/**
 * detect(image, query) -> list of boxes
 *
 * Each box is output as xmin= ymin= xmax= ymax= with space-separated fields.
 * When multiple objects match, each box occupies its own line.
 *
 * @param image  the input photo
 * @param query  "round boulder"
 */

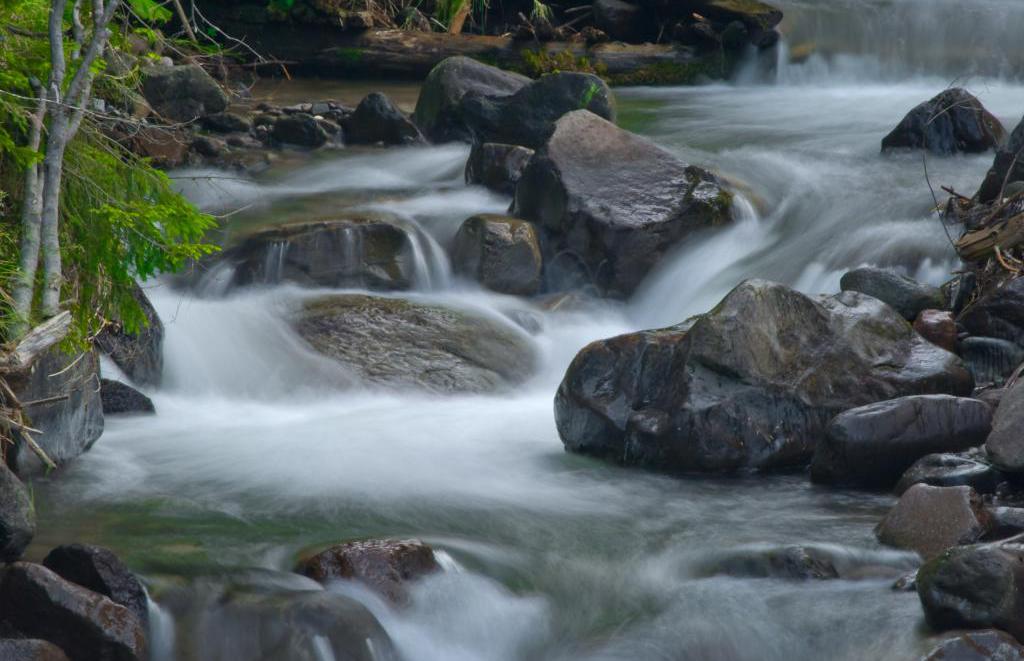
xmin=914 ymin=309 xmax=957 ymax=352
xmin=876 ymin=484 xmax=991 ymax=559
xmin=839 ymin=267 xmax=945 ymax=321
xmin=881 ymin=88 xmax=1006 ymax=155
xmin=465 ymin=142 xmax=534 ymax=195
xmin=141 ymin=64 xmax=228 ymax=123
xmin=451 ymin=215 xmax=543 ymax=296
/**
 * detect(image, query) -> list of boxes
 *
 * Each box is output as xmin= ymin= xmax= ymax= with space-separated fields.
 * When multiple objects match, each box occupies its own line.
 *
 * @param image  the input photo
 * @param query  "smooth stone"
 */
xmin=876 ymin=484 xmax=991 ymax=559
xmin=915 ymin=309 xmax=957 ymax=352
xmin=840 ymin=267 xmax=945 ymax=321
xmin=895 ymin=450 xmax=1006 ymax=496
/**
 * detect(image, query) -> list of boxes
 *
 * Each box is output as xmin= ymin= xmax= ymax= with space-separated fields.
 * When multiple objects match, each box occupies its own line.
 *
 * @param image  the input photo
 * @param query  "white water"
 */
xmin=33 ymin=0 xmax=1024 ymax=658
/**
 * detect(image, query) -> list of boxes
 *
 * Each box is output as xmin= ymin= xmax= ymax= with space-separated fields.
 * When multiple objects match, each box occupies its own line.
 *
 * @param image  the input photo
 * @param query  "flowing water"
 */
xmin=29 ymin=0 xmax=1024 ymax=658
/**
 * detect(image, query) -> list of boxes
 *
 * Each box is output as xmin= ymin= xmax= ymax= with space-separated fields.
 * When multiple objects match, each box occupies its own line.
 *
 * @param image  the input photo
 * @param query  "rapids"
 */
xmin=29 ymin=0 xmax=1024 ymax=658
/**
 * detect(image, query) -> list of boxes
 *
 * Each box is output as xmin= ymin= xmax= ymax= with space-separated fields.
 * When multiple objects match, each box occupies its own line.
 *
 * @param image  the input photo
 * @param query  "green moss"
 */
xmin=332 ymin=47 xmax=364 ymax=65
xmin=518 ymin=48 xmax=607 ymax=79
xmin=608 ymin=53 xmax=739 ymax=86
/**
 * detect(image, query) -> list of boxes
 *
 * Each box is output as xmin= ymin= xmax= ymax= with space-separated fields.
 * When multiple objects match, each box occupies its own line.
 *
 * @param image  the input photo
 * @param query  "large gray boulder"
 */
xmin=839 ymin=267 xmax=945 ymax=321
xmin=555 ymin=280 xmax=974 ymax=473
xmin=810 ymin=395 xmax=992 ymax=488
xmin=95 ymin=283 xmax=164 ymax=387
xmin=876 ymin=484 xmax=991 ymax=559
xmin=451 ymin=215 xmax=543 ymax=296
xmin=881 ymin=88 xmax=1006 ymax=155
xmin=985 ymin=377 xmax=1024 ymax=472
xmin=0 ymin=464 xmax=35 ymax=562
xmin=141 ymin=64 xmax=228 ymax=123
xmin=459 ymin=72 xmax=615 ymax=149
xmin=514 ymin=110 xmax=733 ymax=297
xmin=413 ymin=57 xmax=530 ymax=143
xmin=291 ymin=294 xmax=537 ymax=393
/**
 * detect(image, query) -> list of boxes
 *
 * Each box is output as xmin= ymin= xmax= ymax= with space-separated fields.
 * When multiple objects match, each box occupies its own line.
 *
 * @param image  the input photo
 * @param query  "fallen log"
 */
xmin=957 ymin=212 xmax=1024 ymax=262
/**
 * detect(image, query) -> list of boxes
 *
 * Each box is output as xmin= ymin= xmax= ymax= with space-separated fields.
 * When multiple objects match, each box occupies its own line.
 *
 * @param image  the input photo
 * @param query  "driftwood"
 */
xmin=0 ymin=311 xmax=72 ymax=374
xmin=957 ymin=213 xmax=1024 ymax=262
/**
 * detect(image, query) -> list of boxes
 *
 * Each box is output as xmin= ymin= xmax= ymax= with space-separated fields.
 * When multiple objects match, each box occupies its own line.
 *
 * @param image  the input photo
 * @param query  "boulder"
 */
xmin=978 ymin=115 xmax=1024 ymax=202
xmin=810 ymin=395 xmax=992 ymax=488
xmin=0 ymin=640 xmax=69 ymax=661
xmin=223 ymin=219 xmax=419 ymax=292
xmin=514 ymin=110 xmax=733 ymax=297
xmin=412 ymin=56 xmax=530 ymax=143
xmin=296 ymin=539 xmax=439 ymax=603
xmin=272 ymin=113 xmax=328 ymax=148
xmin=459 ymin=73 xmax=615 ymax=150
xmin=555 ymin=280 xmax=974 ymax=473
xmin=0 ymin=563 xmax=146 ymax=661
xmin=593 ymin=0 xmax=655 ymax=43
xmin=451 ymin=215 xmax=543 ymax=295
xmin=876 ymin=484 xmax=991 ymax=559
xmin=126 ymin=125 xmax=188 ymax=168
xmin=465 ymin=142 xmax=534 ymax=195
xmin=43 ymin=544 xmax=149 ymax=627
xmin=896 ymin=450 xmax=1006 ymax=496
xmin=0 ymin=464 xmax=35 ymax=562
xmin=95 ymin=283 xmax=164 ymax=387
xmin=986 ymin=377 xmax=1024 ymax=472
xmin=960 ymin=337 xmax=1024 ymax=386
xmin=201 ymin=112 xmax=252 ymax=134
xmin=6 ymin=348 xmax=103 ymax=475
xmin=917 ymin=535 xmax=1024 ymax=640
xmin=839 ymin=267 xmax=945 ymax=321
xmin=921 ymin=630 xmax=1024 ymax=661
xmin=959 ymin=277 xmax=1024 ymax=348
xmin=881 ymin=88 xmax=1006 ymax=155
xmin=99 ymin=380 xmax=155 ymax=416
xmin=344 ymin=92 xmax=425 ymax=146
xmin=914 ymin=309 xmax=957 ymax=352
xmin=291 ymin=294 xmax=537 ymax=393
xmin=141 ymin=64 xmax=228 ymax=123
xmin=694 ymin=545 xmax=839 ymax=581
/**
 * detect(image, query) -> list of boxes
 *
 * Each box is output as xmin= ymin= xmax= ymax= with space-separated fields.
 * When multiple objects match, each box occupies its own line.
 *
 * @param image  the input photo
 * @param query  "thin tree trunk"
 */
xmin=170 ymin=0 xmax=197 ymax=44
xmin=11 ymin=83 xmax=49 ymax=335
xmin=39 ymin=113 xmax=68 ymax=318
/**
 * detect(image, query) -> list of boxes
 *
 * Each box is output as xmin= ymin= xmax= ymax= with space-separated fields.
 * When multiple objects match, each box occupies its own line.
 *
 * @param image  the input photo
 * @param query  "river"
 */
xmin=29 ymin=0 xmax=1024 ymax=659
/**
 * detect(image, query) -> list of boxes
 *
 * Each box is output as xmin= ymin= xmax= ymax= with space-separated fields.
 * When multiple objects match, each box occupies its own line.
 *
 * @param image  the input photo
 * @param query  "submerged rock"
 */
xmin=839 ymin=267 xmax=944 ymax=321
xmin=141 ymin=64 xmax=228 ymax=123
xmin=99 ymin=379 xmax=155 ymax=416
xmin=451 ymin=214 xmax=543 ymax=296
xmin=810 ymin=395 xmax=992 ymax=488
xmin=881 ymin=88 xmax=1006 ymax=155
xmin=695 ymin=545 xmax=839 ymax=581
xmin=465 ymin=142 xmax=534 ymax=195
xmin=895 ymin=450 xmax=1006 ymax=495
xmin=43 ymin=544 xmax=149 ymax=627
xmin=555 ymin=280 xmax=973 ymax=473
xmin=921 ymin=630 xmax=1024 ymax=661
xmin=0 ymin=464 xmax=35 ymax=563
xmin=345 ymin=92 xmax=425 ymax=146
xmin=876 ymin=484 xmax=991 ymax=559
xmin=296 ymin=539 xmax=439 ymax=604
xmin=292 ymin=294 xmax=537 ymax=393
xmin=985 ymin=377 xmax=1024 ymax=472
xmin=514 ymin=110 xmax=733 ymax=297
xmin=413 ymin=57 xmax=530 ymax=143
xmin=96 ymin=283 xmax=164 ymax=387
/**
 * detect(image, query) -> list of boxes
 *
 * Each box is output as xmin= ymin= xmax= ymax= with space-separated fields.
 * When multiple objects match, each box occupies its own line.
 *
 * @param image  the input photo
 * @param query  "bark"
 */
xmin=11 ymin=83 xmax=49 ymax=336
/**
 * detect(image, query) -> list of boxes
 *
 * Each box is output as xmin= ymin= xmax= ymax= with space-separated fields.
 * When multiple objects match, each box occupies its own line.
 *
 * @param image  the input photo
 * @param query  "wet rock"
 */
xmin=960 ymin=337 xmax=1024 ymax=386
xmin=6 ymin=348 xmax=103 ymax=475
xmin=916 ymin=535 xmax=1024 ymax=640
xmin=272 ymin=113 xmax=328 ymax=148
xmin=515 ymin=110 xmax=733 ymax=297
xmin=839 ymin=267 xmax=944 ymax=321
xmin=684 ymin=0 xmax=782 ymax=46
xmin=43 ymin=544 xmax=149 ymax=627
xmin=696 ymin=545 xmax=839 ymax=581
xmin=0 ymin=464 xmax=35 ymax=562
xmin=126 ymin=125 xmax=188 ymax=168
xmin=465 ymin=142 xmax=534 ymax=196
xmin=0 ymin=562 xmax=146 ymax=661
xmin=921 ymin=630 xmax=1024 ymax=661
xmin=413 ymin=56 xmax=530 ymax=143
xmin=292 ymin=294 xmax=537 ymax=393
xmin=96 ymin=283 xmax=164 ymax=387
xmin=201 ymin=111 xmax=252 ymax=134
xmin=344 ymin=92 xmax=425 ymax=146
xmin=459 ymin=73 xmax=615 ymax=150
xmin=593 ymin=0 xmax=655 ymax=42
xmin=978 ymin=115 xmax=1024 ymax=202
xmin=556 ymin=280 xmax=973 ymax=473
xmin=959 ymin=277 xmax=1024 ymax=348
xmin=296 ymin=539 xmax=439 ymax=604
xmin=99 ymin=379 xmax=155 ymax=416
xmin=141 ymin=64 xmax=228 ymax=123
xmin=810 ymin=395 xmax=992 ymax=488
xmin=986 ymin=377 xmax=1024 ymax=472
xmin=0 ymin=640 xmax=69 ymax=661
xmin=222 ymin=219 xmax=418 ymax=292
xmin=989 ymin=507 xmax=1024 ymax=540
xmin=895 ymin=450 xmax=1006 ymax=495
xmin=915 ymin=309 xmax=957 ymax=352
xmin=876 ymin=484 xmax=991 ymax=559
xmin=881 ymin=88 xmax=1006 ymax=155
xmin=451 ymin=215 xmax=542 ymax=296
xmin=976 ymin=387 xmax=1006 ymax=411
xmin=892 ymin=571 xmax=917 ymax=591
xmin=191 ymin=135 xmax=226 ymax=158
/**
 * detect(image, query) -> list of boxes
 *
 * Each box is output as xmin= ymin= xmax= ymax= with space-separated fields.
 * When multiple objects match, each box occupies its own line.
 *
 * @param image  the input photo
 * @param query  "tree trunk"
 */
xmin=38 ymin=113 xmax=69 ymax=318
xmin=11 ymin=85 xmax=49 ymax=335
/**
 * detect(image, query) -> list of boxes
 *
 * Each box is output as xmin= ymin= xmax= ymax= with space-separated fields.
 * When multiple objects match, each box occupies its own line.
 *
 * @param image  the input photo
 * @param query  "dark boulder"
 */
xmin=514 ymin=110 xmax=733 ymax=297
xmin=914 ymin=309 xmax=957 ymax=352
xmin=459 ymin=73 xmax=615 ymax=150
xmin=413 ymin=56 xmax=530 ymax=143
xmin=961 ymin=337 xmax=1024 ymax=387
xmin=921 ymin=630 xmax=1024 ymax=661
xmin=0 ymin=562 xmax=146 ymax=661
xmin=916 ymin=535 xmax=1024 ymax=640
xmin=451 ymin=214 xmax=543 ymax=296
xmin=0 ymin=640 xmax=69 ymax=661
xmin=99 ymin=379 xmax=155 ymax=416
xmin=839 ymin=267 xmax=945 ymax=321
xmin=810 ymin=395 xmax=992 ymax=488
xmin=43 ymin=544 xmax=149 ymax=627
xmin=986 ymin=377 xmax=1024 ymax=472
xmin=895 ymin=450 xmax=1006 ymax=495
xmin=296 ymin=539 xmax=439 ymax=604
xmin=141 ymin=64 xmax=228 ymax=123
xmin=272 ymin=113 xmax=328 ymax=148
xmin=344 ymin=92 xmax=425 ymax=146
xmin=876 ymin=484 xmax=991 ymax=559
xmin=555 ymin=280 xmax=974 ymax=473
xmin=881 ymin=88 xmax=1006 ymax=155
xmin=201 ymin=112 xmax=252 ymax=134
xmin=223 ymin=219 xmax=419 ymax=292
xmin=0 ymin=464 xmax=35 ymax=562
xmin=959 ymin=277 xmax=1024 ymax=348
xmin=978 ymin=115 xmax=1024 ymax=203
xmin=95 ymin=283 xmax=164 ymax=387
xmin=465 ymin=142 xmax=534 ymax=195
xmin=291 ymin=294 xmax=537 ymax=393
xmin=593 ymin=0 xmax=655 ymax=43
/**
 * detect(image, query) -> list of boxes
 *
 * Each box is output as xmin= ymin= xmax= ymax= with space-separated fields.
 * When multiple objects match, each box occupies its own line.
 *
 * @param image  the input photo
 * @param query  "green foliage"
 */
xmin=530 ymin=0 xmax=551 ymax=22
xmin=128 ymin=0 xmax=172 ymax=23
xmin=520 ymin=49 xmax=607 ymax=79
